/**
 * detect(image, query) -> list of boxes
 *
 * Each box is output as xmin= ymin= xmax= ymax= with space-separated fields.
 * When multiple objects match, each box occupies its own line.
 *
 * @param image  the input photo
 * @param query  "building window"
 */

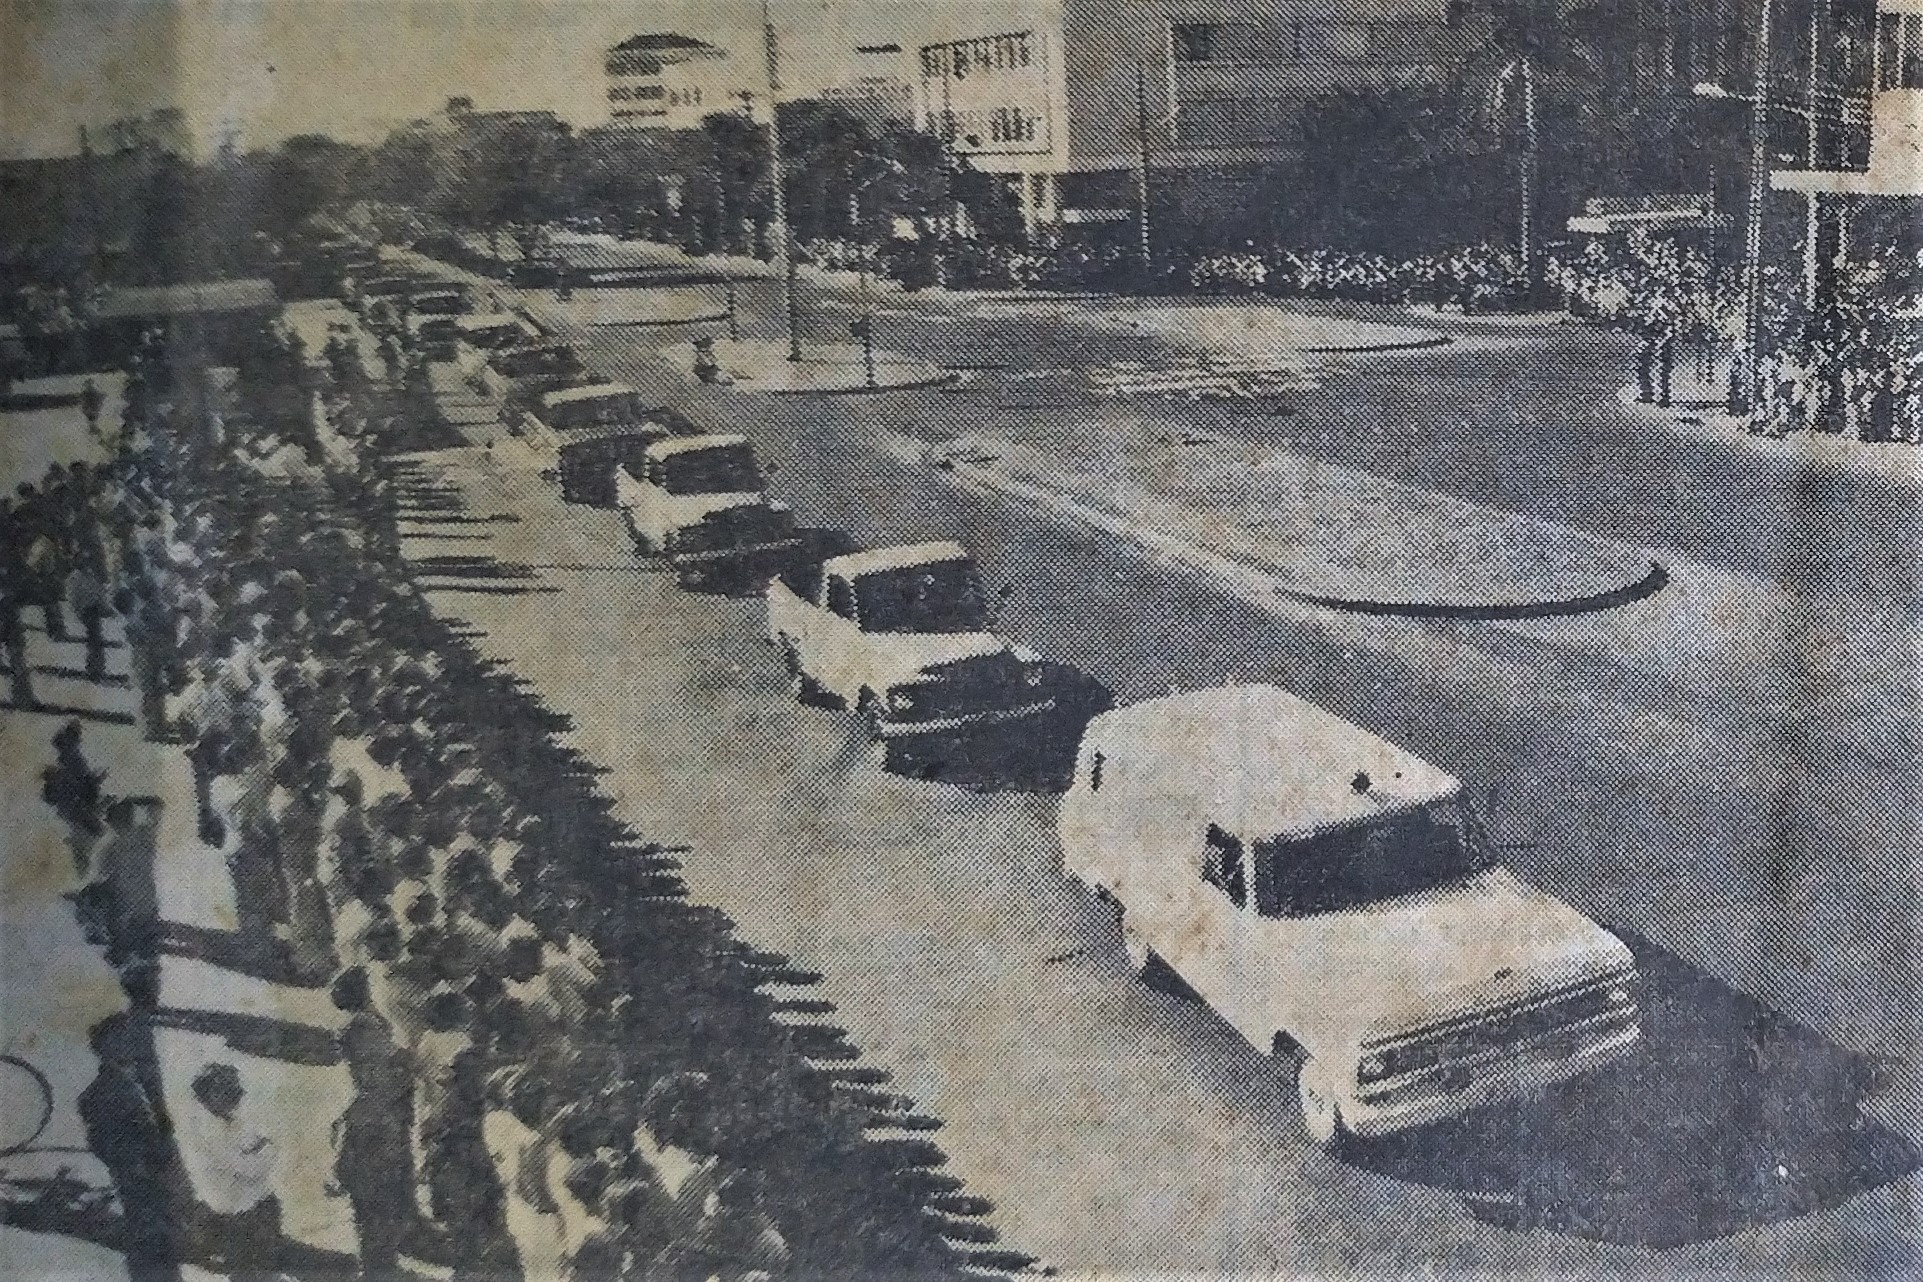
xmin=1172 ymin=21 xmax=1221 ymax=63
xmin=1897 ymin=14 xmax=1923 ymax=90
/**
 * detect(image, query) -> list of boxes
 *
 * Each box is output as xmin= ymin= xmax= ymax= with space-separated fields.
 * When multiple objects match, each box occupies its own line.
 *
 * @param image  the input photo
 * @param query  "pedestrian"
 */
xmin=81 ymin=377 xmax=105 ymax=438
xmin=0 ymin=519 xmax=39 ymax=710
xmin=330 ymin=970 xmax=416 ymax=1281
xmin=179 ymin=1063 xmax=283 ymax=1282
xmin=78 ymin=1016 xmax=186 ymax=1282
xmin=42 ymin=719 xmax=107 ymax=874
xmin=70 ymin=542 xmax=111 ymax=681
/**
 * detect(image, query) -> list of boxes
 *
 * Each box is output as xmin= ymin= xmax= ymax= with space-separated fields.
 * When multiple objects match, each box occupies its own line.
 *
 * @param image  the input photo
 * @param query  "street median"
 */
xmin=920 ymin=431 xmax=1665 ymax=620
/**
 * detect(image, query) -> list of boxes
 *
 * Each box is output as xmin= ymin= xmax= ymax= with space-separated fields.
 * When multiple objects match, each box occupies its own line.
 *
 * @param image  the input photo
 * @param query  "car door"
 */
xmin=1166 ymin=823 xmax=1265 ymax=1043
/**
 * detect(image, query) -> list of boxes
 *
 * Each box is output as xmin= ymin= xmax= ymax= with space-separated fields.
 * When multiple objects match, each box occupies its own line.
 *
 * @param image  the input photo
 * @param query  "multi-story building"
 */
xmin=906 ymin=0 xmax=1475 ymax=235
xmin=606 ymin=33 xmax=756 ymax=129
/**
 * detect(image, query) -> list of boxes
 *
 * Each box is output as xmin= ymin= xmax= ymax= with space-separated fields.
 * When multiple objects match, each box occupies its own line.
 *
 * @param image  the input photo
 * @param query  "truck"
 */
xmin=764 ymin=540 xmax=1061 ymax=764
xmin=1058 ymin=685 xmax=1642 ymax=1150
xmin=614 ymin=434 xmax=800 ymax=590
xmin=522 ymin=381 xmax=683 ymax=507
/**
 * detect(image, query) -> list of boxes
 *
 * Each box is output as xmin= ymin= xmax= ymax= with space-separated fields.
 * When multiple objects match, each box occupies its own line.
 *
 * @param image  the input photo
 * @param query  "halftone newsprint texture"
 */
xmin=1 ymin=1 xmax=1920 ymax=1279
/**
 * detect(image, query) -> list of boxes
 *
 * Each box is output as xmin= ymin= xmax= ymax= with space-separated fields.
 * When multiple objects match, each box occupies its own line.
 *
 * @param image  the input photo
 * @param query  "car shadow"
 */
xmin=879 ymin=663 xmax=1114 ymax=793
xmin=1340 ymin=932 xmax=1918 ymax=1248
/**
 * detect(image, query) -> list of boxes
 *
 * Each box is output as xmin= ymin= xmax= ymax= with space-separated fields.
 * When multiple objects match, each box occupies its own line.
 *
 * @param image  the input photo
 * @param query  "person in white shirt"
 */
xmin=180 ymin=1063 xmax=282 ymax=1282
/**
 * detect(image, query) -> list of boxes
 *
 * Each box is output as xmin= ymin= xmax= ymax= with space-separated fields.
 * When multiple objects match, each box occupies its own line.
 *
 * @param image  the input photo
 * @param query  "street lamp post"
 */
xmin=1692 ymin=0 xmax=1777 ymax=418
xmin=1740 ymin=0 xmax=1774 ymax=416
xmin=760 ymin=0 xmax=802 ymax=362
xmin=851 ymin=194 xmax=878 ymax=390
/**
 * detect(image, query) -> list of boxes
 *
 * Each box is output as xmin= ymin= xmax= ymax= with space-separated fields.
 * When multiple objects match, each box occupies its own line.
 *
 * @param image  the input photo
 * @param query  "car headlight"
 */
xmin=887 ymin=686 xmax=921 ymax=713
xmin=1021 ymin=665 xmax=1045 ymax=688
xmin=1357 ymin=1053 xmax=1390 ymax=1083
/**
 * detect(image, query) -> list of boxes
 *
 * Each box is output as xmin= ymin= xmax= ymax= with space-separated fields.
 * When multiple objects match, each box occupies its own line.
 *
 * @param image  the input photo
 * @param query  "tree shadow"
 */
xmin=1341 ymin=933 xmax=1918 ymax=1248
xmin=148 ymin=1007 xmax=340 ymax=1067
xmin=0 ymin=697 xmax=135 ymax=726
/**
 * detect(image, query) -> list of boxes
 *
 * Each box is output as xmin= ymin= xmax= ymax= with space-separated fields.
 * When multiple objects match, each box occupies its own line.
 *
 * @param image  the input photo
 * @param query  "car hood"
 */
xmin=1228 ymin=867 xmax=1632 ymax=1053
xmin=874 ymin=631 xmax=1013 ymax=686
xmin=670 ymin=490 xmax=766 ymax=524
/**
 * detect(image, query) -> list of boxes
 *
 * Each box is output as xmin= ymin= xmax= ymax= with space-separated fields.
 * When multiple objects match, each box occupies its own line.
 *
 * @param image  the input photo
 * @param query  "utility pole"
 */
xmin=851 ymin=193 xmax=877 ymax=389
xmin=1740 ymin=0 xmax=1775 ymax=415
xmin=1134 ymin=61 xmax=1153 ymax=275
xmin=1802 ymin=0 xmax=1825 ymax=308
xmin=761 ymin=0 xmax=802 ymax=361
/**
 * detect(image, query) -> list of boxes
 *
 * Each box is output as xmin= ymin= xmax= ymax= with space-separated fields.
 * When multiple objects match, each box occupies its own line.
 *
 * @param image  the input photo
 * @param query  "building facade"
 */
xmin=606 ymin=33 xmax=755 ymax=129
xmin=905 ymin=0 xmax=1475 ymax=234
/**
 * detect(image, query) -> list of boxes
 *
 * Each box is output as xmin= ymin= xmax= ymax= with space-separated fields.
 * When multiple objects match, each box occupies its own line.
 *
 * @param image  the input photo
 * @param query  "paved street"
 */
xmin=389 ymin=244 xmax=1922 ymax=1277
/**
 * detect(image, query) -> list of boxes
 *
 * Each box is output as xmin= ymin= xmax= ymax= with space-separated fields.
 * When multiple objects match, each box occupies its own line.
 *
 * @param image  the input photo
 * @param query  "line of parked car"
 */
xmin=331 ymin=237 xmax=1649 ymax=1156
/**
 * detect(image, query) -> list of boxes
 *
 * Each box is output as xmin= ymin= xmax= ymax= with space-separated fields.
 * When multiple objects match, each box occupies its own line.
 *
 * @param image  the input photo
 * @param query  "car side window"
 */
xmin=1201 ymin=823 xmax=1247 ymax=910
xmin=826 ymin=575 xmax=859 ymax=621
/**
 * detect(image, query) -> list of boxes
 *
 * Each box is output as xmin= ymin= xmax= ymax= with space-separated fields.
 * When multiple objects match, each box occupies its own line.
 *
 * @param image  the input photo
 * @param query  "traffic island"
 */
xmin=920 ymin=431 xmax=1665 ymax=620
xmin=970 ymin=298 xmax=1451 ymax=355
xmin=677 ymin=338 xmax=956 ymax=396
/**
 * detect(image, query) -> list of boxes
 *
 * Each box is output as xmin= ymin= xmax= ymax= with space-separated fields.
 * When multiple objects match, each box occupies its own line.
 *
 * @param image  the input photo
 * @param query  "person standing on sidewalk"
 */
xmin=79 ymin=1015 xmax=186 ymax=1282
xmin=80 ymin=376 xmax=105 ymax=438
xmin=69 ymin=538 xmax=112 ymax=682
xmin=42 ymin=719 xmax=107 ymax=874
xmin=330 ymin=968 xmax=416 ymax=1281
xmin=180 ymin=1063 xmax=283 ymax=1282
xmin=0 ymin=502 xmax=39 ymax=710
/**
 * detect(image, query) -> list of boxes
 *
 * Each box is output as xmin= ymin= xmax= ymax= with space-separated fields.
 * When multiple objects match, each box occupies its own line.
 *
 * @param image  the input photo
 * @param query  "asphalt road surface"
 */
xmin=389 ymin=245 xmax=1921 ymax=1277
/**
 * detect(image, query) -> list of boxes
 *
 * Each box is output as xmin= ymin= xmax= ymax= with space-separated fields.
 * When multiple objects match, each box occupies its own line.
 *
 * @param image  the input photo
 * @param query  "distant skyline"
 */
xmin=0 ymin=0 xmax=1053 ymax=160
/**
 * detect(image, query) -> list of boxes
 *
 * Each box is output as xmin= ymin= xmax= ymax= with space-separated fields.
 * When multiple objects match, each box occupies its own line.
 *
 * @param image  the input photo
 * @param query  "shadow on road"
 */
xmin=1343 ymin=933 xmax=1918 ymax=1248
xmin=880 ymin=663 xmax=1114 ymax=794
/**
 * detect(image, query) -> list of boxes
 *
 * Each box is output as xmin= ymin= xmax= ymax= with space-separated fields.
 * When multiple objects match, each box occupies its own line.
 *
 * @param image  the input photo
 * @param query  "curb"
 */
xmin=760 ymin=371 xmax=960 ymax=397
xmin=1260 ymin=558 xmax=1672 ymax=621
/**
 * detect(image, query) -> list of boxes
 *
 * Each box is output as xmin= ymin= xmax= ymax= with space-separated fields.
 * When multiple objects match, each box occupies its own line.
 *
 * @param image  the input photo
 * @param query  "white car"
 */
xmin=614 ymin=434 xmax=798 ymax=588
xmin=764 ymin=540 xmax=1056 ymax=748
xmin=1058 ymin=685 xmax=1641 ymax=1148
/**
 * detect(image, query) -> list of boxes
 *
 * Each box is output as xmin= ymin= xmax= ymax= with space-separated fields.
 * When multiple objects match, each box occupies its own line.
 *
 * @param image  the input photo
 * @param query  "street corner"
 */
xmin=680 ymin=337 xmax=957 ymax=396
xmin=923 ymin=429 xmax=1666 ymax=621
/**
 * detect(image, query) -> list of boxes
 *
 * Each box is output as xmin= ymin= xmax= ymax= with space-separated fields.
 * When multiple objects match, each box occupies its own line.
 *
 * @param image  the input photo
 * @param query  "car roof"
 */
xmin=455 ymin=314 xmax=527 ymax=333
xmin=647 ymin=433 xmax=750 ymax=459
xmin=541 ymin=381 xmax=636 ymax=408
xmin=1084 ymin=685 xmax=1461 ymax=840
xmin=825 ymin=541 xmax=971 ymax=580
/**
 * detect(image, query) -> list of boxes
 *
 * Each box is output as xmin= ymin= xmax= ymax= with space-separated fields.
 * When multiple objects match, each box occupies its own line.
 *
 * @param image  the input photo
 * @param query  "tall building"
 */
xmin=606 ymin=33 xmax=755 ymax=129
xmin=905 ymin=0 xmax=1475 ymax=235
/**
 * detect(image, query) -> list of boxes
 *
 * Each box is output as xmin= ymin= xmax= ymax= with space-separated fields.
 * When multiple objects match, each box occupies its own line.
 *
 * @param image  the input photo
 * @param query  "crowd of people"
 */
xmin=1184 ymin=243 xmax=1533 ymax=312
xmin=15 ymin=302 xmax=1001 ymax=1280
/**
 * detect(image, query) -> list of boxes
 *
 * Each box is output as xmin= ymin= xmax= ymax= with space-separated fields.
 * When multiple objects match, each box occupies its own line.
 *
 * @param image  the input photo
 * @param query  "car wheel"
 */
xmin=857 ymin=690 xmax=886 ymax=743
xmin=1297 ymin=1058 xmax=1348 ymax=1152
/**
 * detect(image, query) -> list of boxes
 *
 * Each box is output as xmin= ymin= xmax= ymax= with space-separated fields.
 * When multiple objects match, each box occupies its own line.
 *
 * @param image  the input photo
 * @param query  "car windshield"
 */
xmin=854 ymin=560 xmax=989 ymax=634
xmin=1252 ymin=800 xmax=1483 ymax=917
xmin=659 ymin=445 xmax=760 ymax=495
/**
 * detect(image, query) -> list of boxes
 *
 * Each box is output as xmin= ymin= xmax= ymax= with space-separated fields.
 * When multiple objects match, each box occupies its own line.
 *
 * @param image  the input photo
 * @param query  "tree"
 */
xmin=1453 ymin=0 xmax=1607 ymax=271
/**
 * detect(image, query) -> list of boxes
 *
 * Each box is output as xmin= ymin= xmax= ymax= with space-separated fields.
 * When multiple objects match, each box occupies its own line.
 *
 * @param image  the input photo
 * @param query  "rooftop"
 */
xmin=827 ymin=541 xmax=971 ymax=580
xmin=95 ymin=279 xmax=277 ymax=319
xmin=1085 ymin=685 xmax=1462 ymax=841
